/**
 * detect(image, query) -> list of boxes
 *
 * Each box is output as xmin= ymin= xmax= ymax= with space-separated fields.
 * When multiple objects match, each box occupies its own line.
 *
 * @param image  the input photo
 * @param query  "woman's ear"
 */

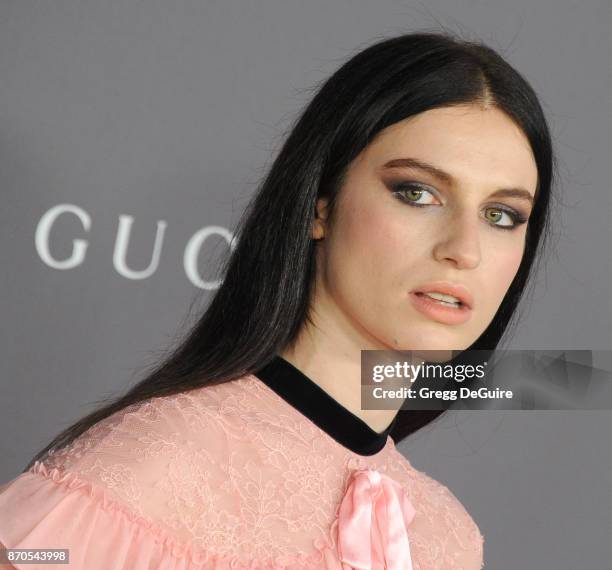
xmin=312 ymin=197 xmax=328 ymax=240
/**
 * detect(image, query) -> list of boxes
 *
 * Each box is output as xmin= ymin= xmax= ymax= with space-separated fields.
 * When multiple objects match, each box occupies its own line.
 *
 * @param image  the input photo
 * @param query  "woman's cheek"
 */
xmin=491 ymin=245 xmax=525 ymax=300
xmin=346 ymin=203 xmax=403 ymax=267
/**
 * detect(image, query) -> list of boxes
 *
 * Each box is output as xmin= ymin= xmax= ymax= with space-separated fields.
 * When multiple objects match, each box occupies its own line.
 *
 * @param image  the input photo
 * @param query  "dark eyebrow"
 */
xmin=380 ymin=157 xmax=535 ymax=205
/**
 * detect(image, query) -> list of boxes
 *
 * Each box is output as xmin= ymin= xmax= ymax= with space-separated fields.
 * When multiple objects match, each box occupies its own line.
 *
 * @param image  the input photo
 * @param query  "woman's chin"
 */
xmin=386 ymin=333 xmax=472 ymax=354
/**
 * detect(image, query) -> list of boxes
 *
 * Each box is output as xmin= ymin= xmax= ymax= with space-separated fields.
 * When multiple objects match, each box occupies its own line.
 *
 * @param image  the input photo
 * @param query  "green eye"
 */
xmin=485 ymin=209 xmax=503 ymax=223
xmin=391 ymin=184 xmax=436 ymax=206
xmin=405 ymin=188 xmax=424 ymax=201
xmin=484 ymin=207 xmax=523 ymax=229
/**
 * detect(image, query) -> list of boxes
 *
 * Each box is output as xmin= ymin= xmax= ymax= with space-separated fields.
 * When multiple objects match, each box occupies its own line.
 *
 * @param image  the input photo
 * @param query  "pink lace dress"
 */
xmin=0 ymin=356 xmax=484 ymax=569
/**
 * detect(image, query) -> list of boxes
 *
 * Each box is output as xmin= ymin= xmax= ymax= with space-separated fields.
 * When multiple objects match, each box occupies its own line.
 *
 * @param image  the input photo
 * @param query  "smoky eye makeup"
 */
xmin=384 ymin=178 xmax=439 ymax=206
xmin=384 ymin=178 xmax=531 ymax=229
xmin=384 ymin=178 xmax=438 ymax=198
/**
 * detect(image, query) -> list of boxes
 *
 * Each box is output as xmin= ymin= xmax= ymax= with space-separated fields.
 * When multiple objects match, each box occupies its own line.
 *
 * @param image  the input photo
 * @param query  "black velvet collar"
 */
xmin=252 ymin=355 xmax=397 ymax=456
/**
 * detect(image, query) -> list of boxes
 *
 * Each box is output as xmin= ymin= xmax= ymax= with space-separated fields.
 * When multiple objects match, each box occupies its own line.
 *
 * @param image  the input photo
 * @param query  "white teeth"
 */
xmin=422 ymin=292 xmax=462 ymax=305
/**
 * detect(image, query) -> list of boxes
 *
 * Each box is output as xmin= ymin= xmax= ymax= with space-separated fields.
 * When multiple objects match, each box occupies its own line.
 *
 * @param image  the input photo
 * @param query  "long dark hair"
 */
xmin=24 ymin=30 xmax=557 ymax=472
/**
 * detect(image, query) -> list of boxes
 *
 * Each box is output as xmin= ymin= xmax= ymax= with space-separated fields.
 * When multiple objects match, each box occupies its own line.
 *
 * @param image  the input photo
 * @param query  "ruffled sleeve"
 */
xmin=0 ymin=461 xmax=220 ymax=569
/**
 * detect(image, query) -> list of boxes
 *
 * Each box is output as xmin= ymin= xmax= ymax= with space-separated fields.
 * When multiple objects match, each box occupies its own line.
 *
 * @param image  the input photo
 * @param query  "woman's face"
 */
xmin=312 ymin=104 xmax=538 ymax=352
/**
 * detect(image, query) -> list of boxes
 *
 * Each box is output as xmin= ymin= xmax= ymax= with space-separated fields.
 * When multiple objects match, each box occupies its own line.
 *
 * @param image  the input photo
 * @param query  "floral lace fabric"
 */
xmin=0 ymin=374 xmax=484 ymax=569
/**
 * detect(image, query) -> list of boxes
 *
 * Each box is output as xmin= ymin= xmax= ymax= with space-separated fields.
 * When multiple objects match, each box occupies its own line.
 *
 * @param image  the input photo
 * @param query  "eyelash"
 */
xmin=390 ymin=183 xmax=529 ymax=231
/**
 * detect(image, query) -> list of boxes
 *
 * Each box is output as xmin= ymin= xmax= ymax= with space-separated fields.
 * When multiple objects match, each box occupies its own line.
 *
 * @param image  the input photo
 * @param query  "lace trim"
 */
xmin=27 ymin=460 xmax=325 ymax=568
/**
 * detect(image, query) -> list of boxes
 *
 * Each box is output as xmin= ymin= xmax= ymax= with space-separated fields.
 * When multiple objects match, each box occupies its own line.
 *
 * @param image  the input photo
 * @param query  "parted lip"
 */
xmin=411 ymin=281 xmax=474 ymax=310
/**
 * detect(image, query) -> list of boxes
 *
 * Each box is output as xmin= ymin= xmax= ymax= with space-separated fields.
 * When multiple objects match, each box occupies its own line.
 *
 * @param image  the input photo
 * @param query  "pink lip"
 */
xmin=411 ymin=281 xmax=474 ymax=310
xmin=409 ymin=291 xmax=473 ymax=325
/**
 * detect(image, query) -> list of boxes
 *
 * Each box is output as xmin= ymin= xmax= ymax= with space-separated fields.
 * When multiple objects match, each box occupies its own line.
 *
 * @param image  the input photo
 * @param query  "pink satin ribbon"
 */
xmin=337 ymin=469 xmax=416 ymax=570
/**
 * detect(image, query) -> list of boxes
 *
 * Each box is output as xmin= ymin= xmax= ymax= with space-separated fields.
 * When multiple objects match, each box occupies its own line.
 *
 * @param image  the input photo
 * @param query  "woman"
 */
xmin=0 ymin=30 xmax=555 ymax=569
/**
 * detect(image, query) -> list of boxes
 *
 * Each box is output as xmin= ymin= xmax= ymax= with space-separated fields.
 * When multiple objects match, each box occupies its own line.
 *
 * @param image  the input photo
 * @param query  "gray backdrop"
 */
xmin=1 ymin=1 xmax=610 ymax=568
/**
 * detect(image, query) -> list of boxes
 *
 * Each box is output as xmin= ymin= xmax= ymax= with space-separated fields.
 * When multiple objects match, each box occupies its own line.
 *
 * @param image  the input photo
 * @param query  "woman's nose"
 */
xmin=432 ymin=213 xmax=482 ymax=269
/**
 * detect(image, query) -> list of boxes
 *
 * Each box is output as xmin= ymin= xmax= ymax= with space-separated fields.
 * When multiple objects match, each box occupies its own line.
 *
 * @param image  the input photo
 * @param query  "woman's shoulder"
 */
xmin=33 ymin=373 xmax=295 ymax=521
xmin=39 ymin=374 xmax=260 ymax=485
xmin=0 ymin=375 xmax=288 ymax=568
